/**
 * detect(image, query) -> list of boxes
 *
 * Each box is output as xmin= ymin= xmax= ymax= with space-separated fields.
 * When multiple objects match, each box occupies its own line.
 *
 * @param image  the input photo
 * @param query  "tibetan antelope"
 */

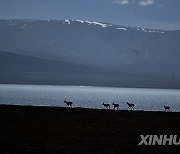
xmin=164 ymin=105 xmax=171 ymax=112
xmin=102 ymin=103 xmax=110 ymax=109
xmin=112 ymin=103 xmax=119 ymax=110
xmin=64 ymin=100 xmax=73 ymax=107
xmin=127 ymin=102 xmax=135 ymax=110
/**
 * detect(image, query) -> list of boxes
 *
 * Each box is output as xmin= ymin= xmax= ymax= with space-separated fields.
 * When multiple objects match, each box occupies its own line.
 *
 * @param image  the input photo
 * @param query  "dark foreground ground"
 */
xmin=0 ymin=105 xmax=180 ymax=153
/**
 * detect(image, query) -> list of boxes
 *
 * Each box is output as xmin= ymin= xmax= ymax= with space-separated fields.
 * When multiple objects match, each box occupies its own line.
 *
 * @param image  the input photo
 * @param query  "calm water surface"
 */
xmin=0 ymin=84 xmax=180 ymax=112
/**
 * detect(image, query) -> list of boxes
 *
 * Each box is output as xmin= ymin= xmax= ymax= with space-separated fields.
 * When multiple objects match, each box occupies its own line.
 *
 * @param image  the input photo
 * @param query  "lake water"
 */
xmin=0 ymin=84 xmax=180 ymax=112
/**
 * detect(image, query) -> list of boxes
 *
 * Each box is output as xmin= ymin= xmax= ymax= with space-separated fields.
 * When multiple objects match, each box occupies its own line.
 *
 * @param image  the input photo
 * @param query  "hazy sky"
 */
xmin=0 ymin=0 xmax=180 ymax=30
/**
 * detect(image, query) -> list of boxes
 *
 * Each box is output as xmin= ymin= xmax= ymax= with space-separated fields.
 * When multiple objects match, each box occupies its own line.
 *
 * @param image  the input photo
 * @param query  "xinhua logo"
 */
xmin=138 ymin=135 xmax=180 ymax=145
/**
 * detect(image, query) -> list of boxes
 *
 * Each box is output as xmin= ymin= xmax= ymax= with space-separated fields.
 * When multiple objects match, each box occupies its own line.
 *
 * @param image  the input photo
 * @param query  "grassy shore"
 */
xmin=0 ymin=104 xmax=180 ymax=153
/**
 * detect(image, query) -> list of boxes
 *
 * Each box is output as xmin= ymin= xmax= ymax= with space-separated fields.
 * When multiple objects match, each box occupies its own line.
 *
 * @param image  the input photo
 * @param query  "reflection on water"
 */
xmin=0 ymin=84 xmax=180 ymax=112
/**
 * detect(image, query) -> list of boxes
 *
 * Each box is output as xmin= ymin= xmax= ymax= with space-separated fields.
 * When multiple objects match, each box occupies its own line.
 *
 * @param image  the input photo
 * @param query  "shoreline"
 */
xmin=1 ymin=81 xmax=180 ymax=90
xmin=0 ymin=104 xmax=178 ymax=113
xmin=1 ymin=83 xmax=180 ymax=90
xmin=0 ymin=104 xmax=180 ymax=153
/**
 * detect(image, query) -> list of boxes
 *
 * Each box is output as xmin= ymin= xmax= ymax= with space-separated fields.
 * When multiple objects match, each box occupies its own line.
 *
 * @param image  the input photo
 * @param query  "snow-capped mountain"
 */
xmin=0 ymin=19 xmax=180 ymax=88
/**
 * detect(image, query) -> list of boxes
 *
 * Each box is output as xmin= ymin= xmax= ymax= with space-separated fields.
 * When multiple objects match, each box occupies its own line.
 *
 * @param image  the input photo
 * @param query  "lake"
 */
xmin=0 ymin=84 xmax=180 ymax=112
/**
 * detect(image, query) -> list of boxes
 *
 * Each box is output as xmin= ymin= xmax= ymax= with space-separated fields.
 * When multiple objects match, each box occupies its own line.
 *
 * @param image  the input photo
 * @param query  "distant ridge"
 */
xmin=0 ymin=19 xmax=180 ymax=88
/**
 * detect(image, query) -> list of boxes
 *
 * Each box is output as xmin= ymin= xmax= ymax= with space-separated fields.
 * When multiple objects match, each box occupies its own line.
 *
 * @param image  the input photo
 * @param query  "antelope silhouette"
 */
xmin=112 ymin=103 xmax=119 ymax=110
xmin=164 ymin=105 xmax=170 ymax=112
xmin=102 ymin=103 xmax=110 ymax=109
xmin=127 ymin=102 xmax=135 ymax=110
xmin=64 ymin=100 xmax=73 ymax=107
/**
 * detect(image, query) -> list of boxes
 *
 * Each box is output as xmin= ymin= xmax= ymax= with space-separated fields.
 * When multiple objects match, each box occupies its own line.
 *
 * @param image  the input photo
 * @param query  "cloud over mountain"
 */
xmin=112 ymin=0 xmax=129 ymax=5
xmin=139 ymin=0 xmax=155 ymax=6
xmin=112 ymin=0 xmax=155 ymax=6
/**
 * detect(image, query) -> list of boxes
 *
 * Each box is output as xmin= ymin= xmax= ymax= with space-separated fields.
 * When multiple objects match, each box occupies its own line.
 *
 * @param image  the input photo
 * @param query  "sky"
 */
xmin=0 ymin=0 xmax=180 ymax=30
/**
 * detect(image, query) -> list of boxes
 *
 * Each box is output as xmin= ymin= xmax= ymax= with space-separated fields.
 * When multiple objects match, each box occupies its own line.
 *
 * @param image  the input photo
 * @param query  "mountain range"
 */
xmin=0 ymin=19 xmax=180 ymax=88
